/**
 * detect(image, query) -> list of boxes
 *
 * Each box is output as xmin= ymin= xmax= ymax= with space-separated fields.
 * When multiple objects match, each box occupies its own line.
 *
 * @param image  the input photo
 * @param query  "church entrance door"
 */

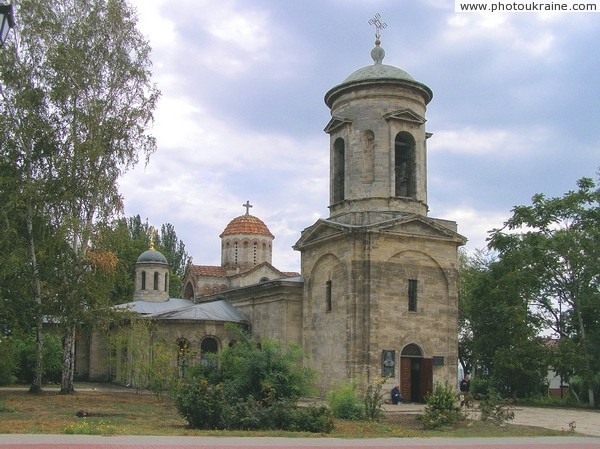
xmin=399 ymin=344 xmax=433 ymax=402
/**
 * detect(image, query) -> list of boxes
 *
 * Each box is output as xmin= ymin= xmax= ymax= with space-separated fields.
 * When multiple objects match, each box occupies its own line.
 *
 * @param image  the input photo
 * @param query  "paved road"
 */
xmin=0 ymin=434 xmax=599 ymax=448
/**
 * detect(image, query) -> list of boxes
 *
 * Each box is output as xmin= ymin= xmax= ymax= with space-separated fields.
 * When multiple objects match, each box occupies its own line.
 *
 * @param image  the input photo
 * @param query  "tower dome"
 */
xmin=133 ymin=243 xmax=170 ymax=302
xmin=220 ymin=214 xmax=274 ymax=239
xmin=136 ymin=246 xmax=168 ymax=264
xmin=220 ymin=202 xmax=274 ymax=271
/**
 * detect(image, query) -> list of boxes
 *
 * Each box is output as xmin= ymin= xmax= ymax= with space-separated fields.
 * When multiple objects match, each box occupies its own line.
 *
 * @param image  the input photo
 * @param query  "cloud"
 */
xmin=438 ymin=206 xmax=510 ymax=252
xmin=429 ymin=126 xmax=554 ymax=158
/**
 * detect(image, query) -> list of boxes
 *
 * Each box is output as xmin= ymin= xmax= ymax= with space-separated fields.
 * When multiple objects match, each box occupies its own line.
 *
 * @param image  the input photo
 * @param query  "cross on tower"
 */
xmin=368 ymin=13 xmax=387 ymax=40
xmin=243 ymin=200 xmax=253 ymax=215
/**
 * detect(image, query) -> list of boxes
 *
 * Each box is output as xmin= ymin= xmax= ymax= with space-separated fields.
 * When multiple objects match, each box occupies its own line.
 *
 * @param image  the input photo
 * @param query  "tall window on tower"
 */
xmin=408 ymin=279 xmax=418 ymax=312
xmin=395 ymin=132 xmax=416 ymax=198
xmin=333 ymin=138 xmax=345 ymax=203
xmin=326 ymin=280 xmax=332 ymax=312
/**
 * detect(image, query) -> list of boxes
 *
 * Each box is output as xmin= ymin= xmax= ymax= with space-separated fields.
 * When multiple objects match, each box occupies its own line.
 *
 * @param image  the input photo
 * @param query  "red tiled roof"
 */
xmin=281 ymin=271 xmax=301 ymax=278
xmin=220 ymin=214 xmax=274 ymax=238
xmin=188 ymin=265 xmax=227 ymax=278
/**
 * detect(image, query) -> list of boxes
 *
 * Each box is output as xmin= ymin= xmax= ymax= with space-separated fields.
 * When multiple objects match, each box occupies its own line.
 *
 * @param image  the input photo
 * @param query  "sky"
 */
xmin=120 ymin=0 xmax=600 ymax=272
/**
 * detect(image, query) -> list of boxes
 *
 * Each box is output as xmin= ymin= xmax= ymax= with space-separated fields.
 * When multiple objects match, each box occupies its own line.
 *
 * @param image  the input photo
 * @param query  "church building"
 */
xmin=79 ymin=27 xmax=466 ymax=401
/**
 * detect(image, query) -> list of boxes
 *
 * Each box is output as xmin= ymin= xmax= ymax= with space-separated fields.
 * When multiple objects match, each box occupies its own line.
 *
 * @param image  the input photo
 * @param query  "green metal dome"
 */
xmin=342 ymin=63 xmax=415 ymax=84
xmin=325 ymin=41 xmax=432 ymax=107
xmin=137 ymin=247 xmax=168 ymax=265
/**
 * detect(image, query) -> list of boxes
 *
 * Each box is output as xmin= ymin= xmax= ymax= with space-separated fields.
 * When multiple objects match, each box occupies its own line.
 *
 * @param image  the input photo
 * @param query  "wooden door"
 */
xmin=400 ymin=357 xmax=411 ymax=400
xmin=420 ymin=358 xmax=433 ymax=401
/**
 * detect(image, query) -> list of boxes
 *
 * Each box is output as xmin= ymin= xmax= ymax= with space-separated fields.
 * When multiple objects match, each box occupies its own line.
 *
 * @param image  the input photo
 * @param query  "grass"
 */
xmin=0 ymin=384 xmax=568 ymax=438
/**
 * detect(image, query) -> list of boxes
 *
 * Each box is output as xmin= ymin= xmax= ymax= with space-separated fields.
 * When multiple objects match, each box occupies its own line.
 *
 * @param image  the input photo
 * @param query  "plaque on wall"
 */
xmin=381 ymin=350 xmax=396 ymax=377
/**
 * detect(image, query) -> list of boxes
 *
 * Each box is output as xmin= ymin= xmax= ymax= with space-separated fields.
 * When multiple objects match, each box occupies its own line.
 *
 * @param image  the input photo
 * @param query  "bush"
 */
xmin=478 ymin=389 xmax=515 ymax=426
xmin=290 ymin=405 xmax=334 ymax=433
xmin=12 ymin=331 xmax=62 ymax=384
xmin=417 ymin=382 xmax=465 ymax=430
xmin=362 ymin=377 xmax=386 ymax=421
xmin=327 ymin=383 xmax=364 ymax=420
xmin=173 ymin=379 xmax=224 ymax=429
xmin=174 ymin=385 xmax=334 ymax=433
xmin=173 ymin=327 xmax=331 ymax=432
xmin=0 ymin=338 xmax=16 ymax=385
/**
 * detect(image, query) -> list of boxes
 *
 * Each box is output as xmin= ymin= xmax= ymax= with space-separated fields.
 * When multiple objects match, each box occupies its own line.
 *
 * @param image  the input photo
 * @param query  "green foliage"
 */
xmin=459 ymin=249 xmax=551 ymax=398
xmin=11 ymin=331 xmax=62 ymax=384
xmin=478 ymin=390 xmax=515 ymax=426
xmin=569 ymin=374 xmax=600 ymax=408
xmin=469 ymin=376 xmax=493 ymax=400
xmin=173 ymin=327 xmax=330 ymax=432
xmin=108 ymin=320 xmax=179 ymax=396
xmin=0 ymin=337 xmax=17 ymax=385
xmin=0 ymin=0 xmax=160 ymax=391
xmin=417 ymin=382 xmax=465 ymax=430
xmin=362 ymin=377 xmax=386 ymax=421
xmin=174 ymin=379 xmax=224 ymax=429
xmin=488 ymin=176 xmax=600 ymax=407
xmin=327 ymin=383 xmax=364 ymax=420
xmin=217 ymin=327 xmax=314 ymax=403
xmin=289 ymin=405 xmax=335 ymax=433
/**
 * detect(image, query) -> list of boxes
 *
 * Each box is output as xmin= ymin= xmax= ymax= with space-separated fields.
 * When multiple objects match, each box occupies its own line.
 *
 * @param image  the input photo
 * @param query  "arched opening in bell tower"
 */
xmin=333 ymin=138 xmax=345 ymax=203
xmin=394 ymin=132 xmax=416 ymax=199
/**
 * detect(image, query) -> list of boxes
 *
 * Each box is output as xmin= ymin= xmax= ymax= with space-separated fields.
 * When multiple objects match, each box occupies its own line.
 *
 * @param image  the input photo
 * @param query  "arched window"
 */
xmin=200 ymin=337 xmax=219 ymax=367
xmin=183 ymin=282 xmax=194 ymax=300
xmin=333 ymin=138 xmax=345 ymax=203
xmin=164 ymin=273 xmax=169 ymax=293
xmin=141 ymin=271 xmax=146 ymax=290
xmin=395 ymin=132 xmax=416 ymax=198
xmin=326 ymin=280 xmax=332 ymax=312
xmin=153 ymin=272 xmax=159 ymax=290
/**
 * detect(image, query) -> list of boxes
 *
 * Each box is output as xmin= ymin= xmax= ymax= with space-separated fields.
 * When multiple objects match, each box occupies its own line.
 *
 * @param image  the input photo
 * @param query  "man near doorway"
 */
xmin=459 ymin=374 xmax=470 ymax=407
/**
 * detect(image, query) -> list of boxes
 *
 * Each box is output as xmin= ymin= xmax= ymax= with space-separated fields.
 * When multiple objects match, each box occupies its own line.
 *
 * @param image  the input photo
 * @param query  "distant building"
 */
xmin=76 ymin=32 xmax=465 ymax=400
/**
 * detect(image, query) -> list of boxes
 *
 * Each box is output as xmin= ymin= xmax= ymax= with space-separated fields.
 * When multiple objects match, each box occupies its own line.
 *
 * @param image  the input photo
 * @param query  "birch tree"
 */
xmin=0 ymin=0 xmax=159 ymax=393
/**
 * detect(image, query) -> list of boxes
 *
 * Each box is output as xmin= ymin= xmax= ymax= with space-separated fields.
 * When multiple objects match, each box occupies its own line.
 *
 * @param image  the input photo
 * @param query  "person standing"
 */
xmin=459 ymin=374 xmax=470 ymax=407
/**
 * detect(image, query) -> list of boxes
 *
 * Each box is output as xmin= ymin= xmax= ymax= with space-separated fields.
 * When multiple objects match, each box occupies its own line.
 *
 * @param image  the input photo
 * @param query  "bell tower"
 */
xmin=324 ymin=18 xmax=432 ymax=220
xmin=295 ymin=16 xmax=466 ymax=396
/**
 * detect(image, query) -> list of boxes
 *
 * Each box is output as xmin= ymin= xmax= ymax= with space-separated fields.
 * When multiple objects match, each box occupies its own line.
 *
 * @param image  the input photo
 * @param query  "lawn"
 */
xmin=0 ymin=385 xmax=567 ymax=438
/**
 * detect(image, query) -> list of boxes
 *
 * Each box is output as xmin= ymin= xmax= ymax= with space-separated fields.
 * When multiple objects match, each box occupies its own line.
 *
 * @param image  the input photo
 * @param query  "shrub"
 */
xmin=12 ymin=331 xmax=62 ymax=384
xmin=362 ymin=377 xmax=386 ymax=421
xmin=327 ymin=383 xmax=364 ymax=420
xmin=173 ymin=379 xmax=224 ymax=429
xmin=478 ymin=389 xmax=515 ymax=426
xmin=290 ymin=405 xmax=334 ymax=433
xmin=417 ymin=382 xmax=465 ymax=430
xmin=0 ymin=338 xmax=16 ymax=385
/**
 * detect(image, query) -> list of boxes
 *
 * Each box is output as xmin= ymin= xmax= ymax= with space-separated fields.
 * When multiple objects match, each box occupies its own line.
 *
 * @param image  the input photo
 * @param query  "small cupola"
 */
xmin=133 ymin=242 xmax=170 ymax=302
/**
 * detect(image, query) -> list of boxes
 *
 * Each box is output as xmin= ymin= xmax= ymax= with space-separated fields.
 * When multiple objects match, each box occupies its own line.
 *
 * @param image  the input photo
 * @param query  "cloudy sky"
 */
xmin=120 ymin=0 xmax=600 ymax=272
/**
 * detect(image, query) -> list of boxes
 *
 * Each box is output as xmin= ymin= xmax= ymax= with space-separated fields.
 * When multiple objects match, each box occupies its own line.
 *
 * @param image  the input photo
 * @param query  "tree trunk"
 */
xmin=26 ymin=208 xmax=43 ymax=395
xmin=60 ymin=327 xmax=76 ymax=394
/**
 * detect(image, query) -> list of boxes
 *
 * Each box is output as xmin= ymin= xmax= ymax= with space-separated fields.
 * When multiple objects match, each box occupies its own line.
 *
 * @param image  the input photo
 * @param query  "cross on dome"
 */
xmin=368 ymin=13 xmax=387 ymax=41
xmin=243 ymin=200 xmax=253 ymax=215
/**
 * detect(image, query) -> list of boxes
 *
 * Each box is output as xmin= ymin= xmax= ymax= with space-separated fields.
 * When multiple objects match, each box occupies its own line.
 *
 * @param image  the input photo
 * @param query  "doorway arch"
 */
xmin=400 ymin=343 xmax=432 ymax=403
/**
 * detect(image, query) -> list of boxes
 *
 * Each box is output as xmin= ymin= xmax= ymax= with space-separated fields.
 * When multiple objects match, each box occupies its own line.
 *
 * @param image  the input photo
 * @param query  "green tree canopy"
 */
xmin=488 ymin=176 xmax=600 ymax=406
xmin=0 ymin=0 xmax=160 ymax=393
